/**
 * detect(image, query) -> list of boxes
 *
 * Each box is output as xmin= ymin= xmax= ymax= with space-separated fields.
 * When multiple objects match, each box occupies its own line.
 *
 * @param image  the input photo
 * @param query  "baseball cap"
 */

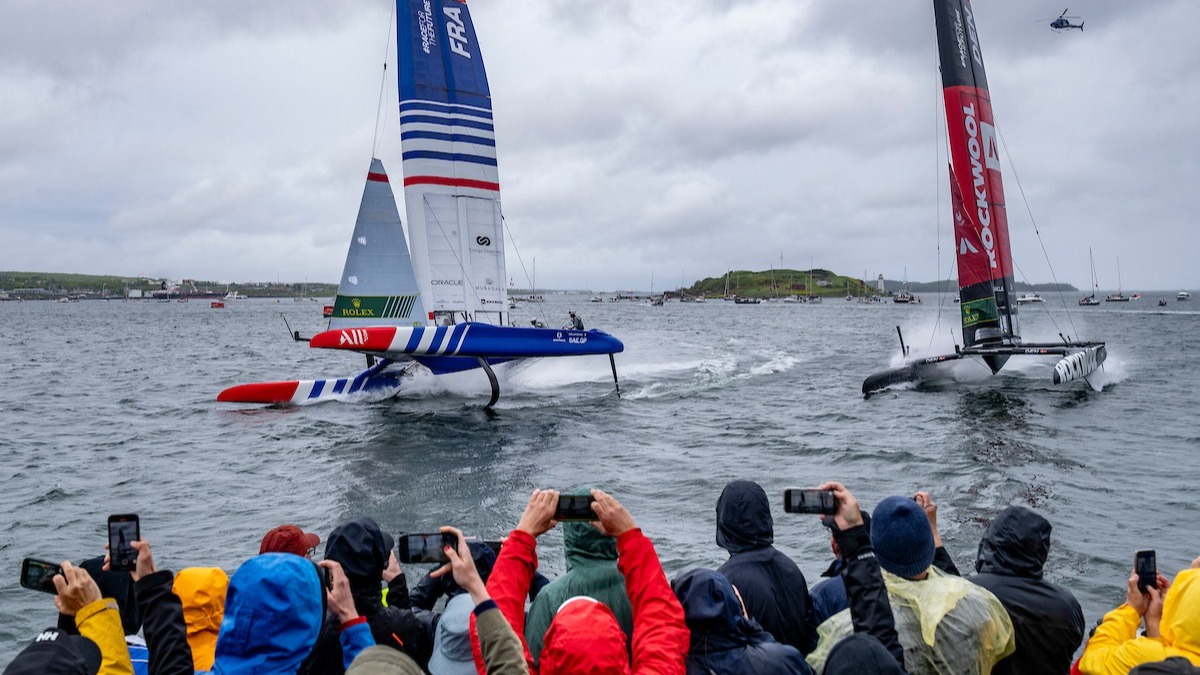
xmin=260 ymin=525 xmax=321 ymax=557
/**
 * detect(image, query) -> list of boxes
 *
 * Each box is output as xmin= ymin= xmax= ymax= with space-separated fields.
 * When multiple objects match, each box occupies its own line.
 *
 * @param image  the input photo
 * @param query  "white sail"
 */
xmin=328 ymin=159 xmax=427 ymax=329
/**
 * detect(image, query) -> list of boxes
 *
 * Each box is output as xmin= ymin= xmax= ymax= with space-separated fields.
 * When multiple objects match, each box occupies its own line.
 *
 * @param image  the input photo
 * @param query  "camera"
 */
xmin=397 ymin=532 xmax=458 ymax=564
xmin=783 ymin=489 xmax=838 ymax=515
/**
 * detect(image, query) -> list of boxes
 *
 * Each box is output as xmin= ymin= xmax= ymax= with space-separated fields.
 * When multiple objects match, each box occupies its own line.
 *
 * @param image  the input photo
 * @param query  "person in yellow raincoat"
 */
xmin=806 ymin=495 xmax=1014 ymax=675
xmin=1079 ymin=557 xmax=1200 ymax=674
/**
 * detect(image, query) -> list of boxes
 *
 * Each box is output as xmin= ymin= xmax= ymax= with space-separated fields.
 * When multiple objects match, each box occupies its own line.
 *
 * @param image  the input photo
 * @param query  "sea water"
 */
xmin=0 ymin=294 xmax=1197 ymax=658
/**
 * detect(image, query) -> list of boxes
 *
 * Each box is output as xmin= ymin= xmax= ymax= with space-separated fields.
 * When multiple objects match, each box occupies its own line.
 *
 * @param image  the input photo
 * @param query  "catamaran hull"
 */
xmin=217 ymin=370 xmax=408 ymax=405
xmin=308 ymin=323 xmax=623 ymax=359
xmin=863 ymin=344 xmax=1106 ymax=396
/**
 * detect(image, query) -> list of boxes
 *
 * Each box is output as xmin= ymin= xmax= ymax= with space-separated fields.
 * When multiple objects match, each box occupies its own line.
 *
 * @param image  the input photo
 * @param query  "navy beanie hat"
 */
xmin=871 ymin=496 xmax=935 ymax=578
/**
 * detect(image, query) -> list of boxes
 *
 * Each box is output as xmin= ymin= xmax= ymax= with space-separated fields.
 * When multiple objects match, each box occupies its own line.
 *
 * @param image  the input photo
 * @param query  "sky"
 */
xmin=2 ymin=0 xmax=1197 ymax=292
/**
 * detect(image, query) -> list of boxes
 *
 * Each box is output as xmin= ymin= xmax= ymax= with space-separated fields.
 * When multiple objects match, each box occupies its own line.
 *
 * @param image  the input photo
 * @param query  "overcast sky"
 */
xmin=2 ymin=0 xmax=1196 ymax=291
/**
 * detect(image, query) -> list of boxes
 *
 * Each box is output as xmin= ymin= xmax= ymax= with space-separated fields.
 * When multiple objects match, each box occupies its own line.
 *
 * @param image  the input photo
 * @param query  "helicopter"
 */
xmin=1042 ymin=8 xmax=1084 ymax=31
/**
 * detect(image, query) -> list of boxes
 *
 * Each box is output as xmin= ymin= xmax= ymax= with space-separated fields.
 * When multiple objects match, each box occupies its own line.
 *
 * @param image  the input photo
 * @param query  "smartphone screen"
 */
xmin=108 ymin=514 xmax=140 ymax=572
xmin=783 ymin=489 xmax=838 ymax=515
xmin=1135 ymin=550 xmax=1157 ymax=592
xmin=21 ymin=558 xmax=63 ymax=594
xmin=555 ymin=495 xmax=597 ymax=521
xmin=397 ymin=532 xmax=457 ymax=564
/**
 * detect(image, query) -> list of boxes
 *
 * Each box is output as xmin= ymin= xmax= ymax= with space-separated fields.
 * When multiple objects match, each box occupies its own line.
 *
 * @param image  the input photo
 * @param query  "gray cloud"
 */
xmin=1 ymin=0 xmax=1197 ymax=291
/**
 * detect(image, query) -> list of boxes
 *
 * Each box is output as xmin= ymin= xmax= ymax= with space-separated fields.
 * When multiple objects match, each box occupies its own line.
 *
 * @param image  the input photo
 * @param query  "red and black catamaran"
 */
xmin=862 ymin=0 xmax=1106 ymax=396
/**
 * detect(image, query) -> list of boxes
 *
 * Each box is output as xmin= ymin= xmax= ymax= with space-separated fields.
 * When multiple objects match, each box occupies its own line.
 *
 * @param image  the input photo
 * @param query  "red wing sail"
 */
xmin=935 ymin=0 xmax=1019 ymax=350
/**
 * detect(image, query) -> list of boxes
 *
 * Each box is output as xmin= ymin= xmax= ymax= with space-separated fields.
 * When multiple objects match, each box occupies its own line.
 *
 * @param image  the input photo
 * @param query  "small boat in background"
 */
xmin=1080 ymin=248 xmax=1101 ymax=306
xmin=1158 ymin=298 xmax=1168 ymax=306
xmin=322 ymin=304 xmax=334 ymax=317
xmin=1180 ymin=291 xmax=1192 ymax=301
xmin=1016 ymin=293 xmax=1044 ymax=304
xmin=1105 ymin=257 xmax=1130 ymax=302
xmin=211 ymin=301 xmax=225 ymax=309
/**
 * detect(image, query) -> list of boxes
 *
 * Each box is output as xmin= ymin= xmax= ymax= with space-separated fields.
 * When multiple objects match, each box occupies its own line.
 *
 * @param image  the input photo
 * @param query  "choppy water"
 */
xmin=1 ymin=293 xmax=1197 ymax=660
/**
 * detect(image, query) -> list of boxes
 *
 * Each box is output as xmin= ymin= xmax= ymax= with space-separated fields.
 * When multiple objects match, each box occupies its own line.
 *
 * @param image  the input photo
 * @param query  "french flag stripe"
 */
xmin=308 ymin=380 xmax=325 ymax=399
xmin=402 ymin=150 xmax=497 ymax=167
xmin=448 ymin=324 xmax=468 ymax=354
xmin=400 ymin=101 xmax=493 ymax=119
xmin=399 ymin=115 xmax=493 ymax=132
xmin=331 ymin=379 xmax=346 ymax=394
xmin=433 ymin=327 xmax=457 ymax=355
xmin=416 ymin=327 xmax=439 ymax=354
xmin=401 ymin=130 xmax=496 ymax=147
xmin=403 ymin=328 xmax=424 ymax=352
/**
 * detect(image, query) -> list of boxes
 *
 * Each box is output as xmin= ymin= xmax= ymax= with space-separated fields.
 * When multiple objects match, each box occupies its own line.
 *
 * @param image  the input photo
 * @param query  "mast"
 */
xmin=934 ymin=0 xmax=1020 ymax=371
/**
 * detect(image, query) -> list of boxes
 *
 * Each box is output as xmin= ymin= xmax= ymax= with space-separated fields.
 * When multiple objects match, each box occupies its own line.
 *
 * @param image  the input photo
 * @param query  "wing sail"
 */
xmin=397 ymin=0 xmax=507 ymax=320
xmin=934 ymin=0 xmax=1019 ymax=352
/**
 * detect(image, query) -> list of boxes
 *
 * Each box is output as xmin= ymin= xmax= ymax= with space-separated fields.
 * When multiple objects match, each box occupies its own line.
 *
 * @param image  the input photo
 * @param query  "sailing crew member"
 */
xmin=568 ymin=311 xmax=584 ymax=330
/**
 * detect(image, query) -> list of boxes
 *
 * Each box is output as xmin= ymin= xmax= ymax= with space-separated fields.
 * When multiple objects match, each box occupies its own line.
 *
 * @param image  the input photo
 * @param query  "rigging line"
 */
xmin=500 ymin=215 xmax=546 ymax=324
xmin=931 ymin=68 xmax=947 ymax=347
xmin=994 ymin=124 xmax=1080 ymax=339
xmin=371 ymin=0 xmax=397 ymax=157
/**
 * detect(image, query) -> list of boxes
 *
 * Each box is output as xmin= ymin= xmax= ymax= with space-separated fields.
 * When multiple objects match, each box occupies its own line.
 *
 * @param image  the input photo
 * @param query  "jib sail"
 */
xmin=328 ymin=159 xmax=427 ymax=330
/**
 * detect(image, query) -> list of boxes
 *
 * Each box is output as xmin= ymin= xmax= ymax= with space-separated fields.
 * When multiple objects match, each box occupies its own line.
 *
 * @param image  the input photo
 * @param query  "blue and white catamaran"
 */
xmin=218 ymin=0 xmax=622 ymax=408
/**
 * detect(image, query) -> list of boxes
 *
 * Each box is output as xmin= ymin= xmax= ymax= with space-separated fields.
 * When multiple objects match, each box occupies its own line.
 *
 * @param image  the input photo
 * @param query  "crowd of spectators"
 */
xmin=7 ymin=481 xmax=1199 ymax=674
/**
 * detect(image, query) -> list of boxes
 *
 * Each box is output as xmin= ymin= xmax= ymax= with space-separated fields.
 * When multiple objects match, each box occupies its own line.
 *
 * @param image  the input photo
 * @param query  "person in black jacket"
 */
xmin=672 ymin=567 xmax=813 ymax=674
xmin=409 ymin=540 xmax=551 ymax=612
xmin=969 ymin=505 xmax=1084 ymax=675
xmin=716 ymin=480 xmax=818 ymax=654
xmin=301 ymin=518 xmax=433 ymax=674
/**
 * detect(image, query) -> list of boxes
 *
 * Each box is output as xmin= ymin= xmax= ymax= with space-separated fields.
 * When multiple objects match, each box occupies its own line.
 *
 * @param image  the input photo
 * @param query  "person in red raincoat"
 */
xmin=470 ymin=488 xmax=689 ymax=674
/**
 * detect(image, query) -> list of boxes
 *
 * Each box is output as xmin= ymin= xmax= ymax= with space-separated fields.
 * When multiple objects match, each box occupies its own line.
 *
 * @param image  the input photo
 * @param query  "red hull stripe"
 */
xmin=367 ymin=172 xmax=389 ymax=183
xmin=217 ymin=381 xmax=301 ymax=403
xmin=403 ymin=175 xmax=500 ymax=191
xmin=310 ymin=327 xmax=399 ymax=352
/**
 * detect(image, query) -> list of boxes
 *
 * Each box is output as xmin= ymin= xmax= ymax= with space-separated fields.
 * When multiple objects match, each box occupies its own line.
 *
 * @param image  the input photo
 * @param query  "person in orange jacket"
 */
xmin=171 ymin=568 xmax=228 ymax=671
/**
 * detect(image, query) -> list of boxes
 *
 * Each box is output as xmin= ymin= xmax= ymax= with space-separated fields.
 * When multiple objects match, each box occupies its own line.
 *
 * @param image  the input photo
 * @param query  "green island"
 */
xmin=683 ymin=270 xmax=1075 ymax=299
xmin=0 ymin=271 xmax=337 ymax=300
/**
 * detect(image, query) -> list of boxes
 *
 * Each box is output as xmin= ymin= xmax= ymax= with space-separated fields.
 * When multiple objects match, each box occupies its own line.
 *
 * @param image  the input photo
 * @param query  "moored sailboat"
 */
xmin=862 ymin=0 xmax=1105 ymax=396
xmin=1079 ymin=248 xmax=1101 ymax=306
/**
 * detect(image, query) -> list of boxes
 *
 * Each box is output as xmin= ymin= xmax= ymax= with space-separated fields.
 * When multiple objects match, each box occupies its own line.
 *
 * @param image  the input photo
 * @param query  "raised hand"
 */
xmin=591 ymin=489 xmax=636 ymax=538
xmin=818 ymin=481 xmax=864 ymax=531
xmin=53 ymin=562 xmax=102 ymax=616
xmin=318 ymin=560 xmax=359 ymax=624
xmin=516 ymin=489 xmax=559 ymax=537
xmin=913 ymin=491 xmax=943 ymax=547
xmin=430 ymin=526 xmax=489 ymax=604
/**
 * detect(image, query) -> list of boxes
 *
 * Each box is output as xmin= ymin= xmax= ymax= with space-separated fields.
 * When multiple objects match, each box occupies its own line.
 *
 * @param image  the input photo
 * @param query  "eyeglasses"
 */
xmin=306 ymin=547 xmax=317 ymax=559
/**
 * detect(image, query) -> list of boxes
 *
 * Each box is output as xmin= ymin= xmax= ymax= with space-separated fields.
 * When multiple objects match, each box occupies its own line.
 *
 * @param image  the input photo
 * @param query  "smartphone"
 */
xmin=20 ymin=558 xmax=64 ymax=594
xmin=318 ymin=565 xmax=333 ymax=591
xmin=555 ymin=495 xmax=597 ymax=521
xmin=397 ymin=532 xmax=458 ymax=564
xmin=108 ymin=514 xmax=140 ymax=572
xmin=783 ymin=488 xmax=838 ymax=515
xmin=1135 ymin=550 xmax=1157 ymax=593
